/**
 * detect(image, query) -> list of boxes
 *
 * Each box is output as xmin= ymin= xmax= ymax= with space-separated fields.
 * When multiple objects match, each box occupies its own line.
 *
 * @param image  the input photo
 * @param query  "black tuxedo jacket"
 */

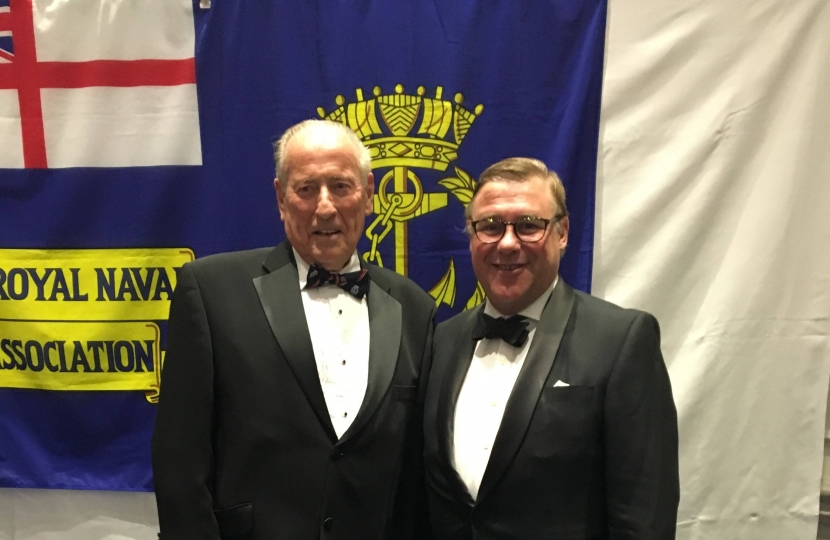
xmin=152 ymin=242 xmax=436 ymax=540
xmin=424 ymin=280 xmax=679 ymax=540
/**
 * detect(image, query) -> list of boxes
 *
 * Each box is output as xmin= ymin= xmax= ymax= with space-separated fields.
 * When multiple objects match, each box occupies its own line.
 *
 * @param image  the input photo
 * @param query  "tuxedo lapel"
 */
xmin=435 ymin=305 xmax=481 ymax=508
xmin=475 ymin=281 xmax=576 ymax=504
xmin=338 ymin=278 xmax=401 ymax=445
xmin=253 ymin=244 xmax=337 ymax=442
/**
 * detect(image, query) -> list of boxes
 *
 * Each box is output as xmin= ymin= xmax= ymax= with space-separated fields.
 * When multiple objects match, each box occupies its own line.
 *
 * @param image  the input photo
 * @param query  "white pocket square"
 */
xmin=553 ymin=380 xmax=569 ymax=387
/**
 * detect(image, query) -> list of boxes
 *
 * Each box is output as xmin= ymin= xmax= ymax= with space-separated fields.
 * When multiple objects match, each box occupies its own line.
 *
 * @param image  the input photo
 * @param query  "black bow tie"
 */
xmin=472 ymin=312 xmax=530 ymax=348
xmin=304 ymin=264 xmax=370 ymax=299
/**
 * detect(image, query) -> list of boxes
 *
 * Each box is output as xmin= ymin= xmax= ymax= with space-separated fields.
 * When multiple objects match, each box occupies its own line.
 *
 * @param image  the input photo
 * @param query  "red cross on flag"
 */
xmin=0 ymin=0 xmax=201 ymax=169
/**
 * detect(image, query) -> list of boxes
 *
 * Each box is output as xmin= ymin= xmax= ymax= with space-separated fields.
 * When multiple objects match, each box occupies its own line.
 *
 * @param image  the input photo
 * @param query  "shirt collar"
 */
xmin=294 ymin=248 xmax=361 ymax=288
xmin=483 ymin=276 xmax=559 ymax=322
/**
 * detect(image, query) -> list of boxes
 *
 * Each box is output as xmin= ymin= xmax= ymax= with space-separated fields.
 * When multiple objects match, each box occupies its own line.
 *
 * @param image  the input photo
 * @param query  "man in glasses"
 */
xmin=423 ymin=157 xmax=679 ymax=539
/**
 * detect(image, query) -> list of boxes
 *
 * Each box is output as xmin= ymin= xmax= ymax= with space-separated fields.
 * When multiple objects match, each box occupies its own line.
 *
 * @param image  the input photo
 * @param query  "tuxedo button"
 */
xmin=323 ymin=517 xmax=334 ymax=532
xmin=332 ymin=448 xmax=344 ymax=460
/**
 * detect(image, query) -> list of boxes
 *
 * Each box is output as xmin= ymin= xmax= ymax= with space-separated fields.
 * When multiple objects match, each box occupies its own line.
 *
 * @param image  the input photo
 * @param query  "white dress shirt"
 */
xmin=452 ymin=278 xmax=558 ymax=500
xmin=295 ymin=249 xmax=370 ymax=439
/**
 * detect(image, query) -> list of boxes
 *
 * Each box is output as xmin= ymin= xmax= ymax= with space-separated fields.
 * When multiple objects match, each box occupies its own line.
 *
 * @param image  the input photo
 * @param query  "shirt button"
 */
xmin=341 ymin=360 xmax=346 ymax=366
xmin=332 ymin=448 xmax=344 ymax=460
xmin=338 ymin=309 xmax=342 ymax=315
xmin=343 ymin=412 xmax=348 ymax=417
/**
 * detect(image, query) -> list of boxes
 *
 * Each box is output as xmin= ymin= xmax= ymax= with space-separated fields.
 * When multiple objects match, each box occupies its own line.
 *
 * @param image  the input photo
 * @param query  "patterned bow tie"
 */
xmin=305 ymin=264 xmax=370 ymax=299
xmin=472 ymin=312 xmax=530 ymax=347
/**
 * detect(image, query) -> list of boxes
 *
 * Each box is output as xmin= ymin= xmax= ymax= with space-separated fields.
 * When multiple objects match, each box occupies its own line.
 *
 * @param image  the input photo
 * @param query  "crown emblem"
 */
xmin=317 ymin=85 xmax=486 ymax=311
xmin=317 ymin=84 xmax=483 ymax=172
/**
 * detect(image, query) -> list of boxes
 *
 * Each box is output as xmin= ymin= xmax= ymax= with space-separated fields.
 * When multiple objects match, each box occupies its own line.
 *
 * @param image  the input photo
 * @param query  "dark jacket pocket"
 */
xmin=528 ymin=385 xmax=600 ymax=456
xmin=543 ymin=385 xmax=594 ymax=399
xmin=214 ymin=503 xmax=253 ymax=540
xmin=392 ymin=384 xmax=416 ymax=401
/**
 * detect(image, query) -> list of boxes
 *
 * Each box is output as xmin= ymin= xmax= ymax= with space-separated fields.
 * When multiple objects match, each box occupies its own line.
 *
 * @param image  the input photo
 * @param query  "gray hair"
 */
xmin=273 ymin=119 xmax=372 ymax=188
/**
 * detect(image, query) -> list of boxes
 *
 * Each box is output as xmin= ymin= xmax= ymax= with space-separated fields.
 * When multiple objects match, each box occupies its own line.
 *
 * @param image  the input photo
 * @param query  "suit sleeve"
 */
xmin=604 ymin=312 xmax=680 ymax=540
xmin=151 ymin=263 xmax=222 ymax=540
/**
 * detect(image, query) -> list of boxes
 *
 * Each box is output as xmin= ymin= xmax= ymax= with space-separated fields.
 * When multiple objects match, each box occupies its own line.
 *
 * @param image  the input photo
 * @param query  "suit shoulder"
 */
xmin=573 ymin=290 xmax=659 ymax=332
xmin=187 ymin=247 xmax=272 ymax=269
xmin=435 ymin=307 xmax=477 ymax=341
xmin=183 ymin=247 xmax=273 ymax=281
xmin=367 ymin=264 xmax=434 ymax=313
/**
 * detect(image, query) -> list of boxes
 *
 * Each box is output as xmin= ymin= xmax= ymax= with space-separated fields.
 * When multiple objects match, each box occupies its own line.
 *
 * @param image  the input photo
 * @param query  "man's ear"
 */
xmin=557 ymin=216 xmax=570 ymax=248
xmin=274 ymin=178 xmax=286 ymax=222
xmin=466 ymin=220 xmax=476 ymax=250
xmin=364 ymin=172 xmax=375 ymax=216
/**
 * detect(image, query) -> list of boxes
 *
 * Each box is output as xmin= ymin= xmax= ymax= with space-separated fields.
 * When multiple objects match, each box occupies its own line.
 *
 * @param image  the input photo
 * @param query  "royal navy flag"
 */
xmin=0 ymin=0 xmax=606 ymax=491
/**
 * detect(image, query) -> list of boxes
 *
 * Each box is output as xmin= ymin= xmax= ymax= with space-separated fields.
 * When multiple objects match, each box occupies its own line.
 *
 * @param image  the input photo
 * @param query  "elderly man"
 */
xmin=424 ymin=157 xmax=679 ymax=539
xmin=152 ymin=119 xmax=435 ymax=540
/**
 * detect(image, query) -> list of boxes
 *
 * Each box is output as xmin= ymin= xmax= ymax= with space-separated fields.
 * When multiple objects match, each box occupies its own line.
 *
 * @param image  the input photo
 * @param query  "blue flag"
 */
xmin=0 ymin=0 xmax=606 ymax=491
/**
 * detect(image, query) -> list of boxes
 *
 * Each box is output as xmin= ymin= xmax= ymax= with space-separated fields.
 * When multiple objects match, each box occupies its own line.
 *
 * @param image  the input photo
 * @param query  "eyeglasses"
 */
xmin=470 ymin=215 xmax=563 ymax=244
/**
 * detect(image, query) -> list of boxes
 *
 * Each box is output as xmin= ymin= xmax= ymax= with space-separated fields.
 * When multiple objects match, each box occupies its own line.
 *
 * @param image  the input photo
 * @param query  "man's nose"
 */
xmin=316 ymin=187 xmax=336 ymax=217
xmin=496 ymin=224 xmax=521 ymax=251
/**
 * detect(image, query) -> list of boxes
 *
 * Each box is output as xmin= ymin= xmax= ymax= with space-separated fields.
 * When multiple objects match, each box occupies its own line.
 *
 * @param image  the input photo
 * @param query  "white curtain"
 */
xmin=1 ymin=0 xmax=829 ymax=538
xmin=594 ymin=0 xmax=830 ymax=539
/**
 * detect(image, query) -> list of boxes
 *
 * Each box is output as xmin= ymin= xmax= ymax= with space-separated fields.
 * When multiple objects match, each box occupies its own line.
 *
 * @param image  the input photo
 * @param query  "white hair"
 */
xmin=273 ymin=119 xmax=371 ymax=188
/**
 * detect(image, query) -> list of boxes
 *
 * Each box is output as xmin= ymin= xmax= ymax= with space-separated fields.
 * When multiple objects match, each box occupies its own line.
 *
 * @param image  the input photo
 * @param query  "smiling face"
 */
xmin=275 ymin=132 xmax=374 ymax=271
xmin=468 ymin=176 xmax=569 ymax=315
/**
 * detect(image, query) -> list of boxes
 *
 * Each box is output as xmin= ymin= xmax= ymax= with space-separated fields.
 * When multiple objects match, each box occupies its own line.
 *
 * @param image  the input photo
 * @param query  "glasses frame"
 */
xmin=470 ymin=214 xmax=565 ymax=244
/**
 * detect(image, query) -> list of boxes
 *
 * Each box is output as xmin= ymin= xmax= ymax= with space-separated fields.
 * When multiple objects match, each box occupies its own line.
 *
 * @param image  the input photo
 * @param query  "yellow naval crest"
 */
xmin=318 ymin=84 xmax=486 ymax=310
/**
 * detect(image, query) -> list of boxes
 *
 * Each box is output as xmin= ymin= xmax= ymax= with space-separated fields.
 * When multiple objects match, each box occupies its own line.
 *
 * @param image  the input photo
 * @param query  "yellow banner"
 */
xmin=0 ymin=248 xmax=193 ymax=321
xmin=0 ymin=320 xmax=162 ymax=401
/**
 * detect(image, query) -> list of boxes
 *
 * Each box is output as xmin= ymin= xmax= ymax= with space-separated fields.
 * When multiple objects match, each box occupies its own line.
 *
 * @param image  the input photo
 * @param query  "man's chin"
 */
xmin=310 ymin=245 xmax=351 ymax=270
xmin=487 ymin=283 xmax=533 ymax=311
